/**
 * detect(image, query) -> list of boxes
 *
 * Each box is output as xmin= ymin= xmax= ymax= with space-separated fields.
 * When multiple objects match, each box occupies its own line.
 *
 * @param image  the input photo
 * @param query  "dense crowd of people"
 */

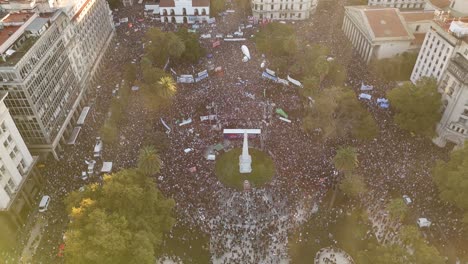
xmin=18 ymin=0 xmax=468 ymax=263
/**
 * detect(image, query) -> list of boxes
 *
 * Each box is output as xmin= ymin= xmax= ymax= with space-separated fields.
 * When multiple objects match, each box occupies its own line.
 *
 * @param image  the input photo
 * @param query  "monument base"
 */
xmin=239 ymin=155 xmax=252 ymax=174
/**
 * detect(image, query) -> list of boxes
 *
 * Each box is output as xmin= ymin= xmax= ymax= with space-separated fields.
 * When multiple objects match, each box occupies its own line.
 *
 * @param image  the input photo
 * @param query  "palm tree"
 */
xmin=333 ymin=146 xmax=358 ymax=173
xmin=137 ymin=145 xmax=162 ymax=176
xmin=157 ymin=76 xmax=177 ymax=99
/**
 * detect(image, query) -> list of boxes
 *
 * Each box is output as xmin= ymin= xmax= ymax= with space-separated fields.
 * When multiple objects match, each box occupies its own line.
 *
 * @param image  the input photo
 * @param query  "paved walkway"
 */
xmin=20 ymin=217 xmax=47 ymax=263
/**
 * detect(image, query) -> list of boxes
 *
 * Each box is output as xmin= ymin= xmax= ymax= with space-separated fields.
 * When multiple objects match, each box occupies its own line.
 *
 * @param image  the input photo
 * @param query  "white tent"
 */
xmin=101 ymin=162 xmax=113 ymax=174
xmin=417 ymin=218 xmax=431 ymax=228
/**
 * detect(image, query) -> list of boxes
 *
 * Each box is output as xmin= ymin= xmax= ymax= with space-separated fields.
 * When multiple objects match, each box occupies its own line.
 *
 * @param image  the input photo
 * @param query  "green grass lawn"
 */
xmin=215 ymin=148 xmax=275 ymax=190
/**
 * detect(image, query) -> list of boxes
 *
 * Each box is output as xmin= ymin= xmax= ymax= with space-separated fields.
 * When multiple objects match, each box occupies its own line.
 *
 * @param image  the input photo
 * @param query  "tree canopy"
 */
xmin=399 ymin=225 xmax=446 ymax=264
xmin=255 ymin=22 xmax=297 ymax=57
xmin=387 ymin=77 xmax=441 ymax=138
xmin=357 ymin=226 xmax=445 ymax=264
xmin=144 ymin=28 xmax=185 ymax=67
xmin=175 ymin=28 xmax=206 ymax=64
xmin=64 ymin=169 xmax=175 ymax=264
xmin=433 ymin=143 xmax=468 ymax=225
xmin=138 ymin=145 xmax=163 ymax=176
xmin=387 ymin=198 xmax=408 ymax=221
xmin=139 ymin=58 xmax=176 ymax=111
xmin=334 ymin=146 xmax=358 ymax=172
xmin=210 ymin=0 xmax=225 ymax=16
xmin=339 ymin=173 xmax=367 ymax=198
xmin=302 ymin=86 xmax=378 ymax=140
xmin=371 ymin=52 xmax=418 ymax=81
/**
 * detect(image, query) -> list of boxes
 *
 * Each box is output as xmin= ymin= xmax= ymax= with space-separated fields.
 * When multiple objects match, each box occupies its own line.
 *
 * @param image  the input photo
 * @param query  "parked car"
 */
xmin=39 ymin=195 xmax=51 ymax=212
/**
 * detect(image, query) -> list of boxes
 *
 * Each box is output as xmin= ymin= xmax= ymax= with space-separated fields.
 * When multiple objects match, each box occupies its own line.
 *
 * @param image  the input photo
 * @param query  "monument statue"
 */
xmin=239 ymin=132 xmax=252 ymax=173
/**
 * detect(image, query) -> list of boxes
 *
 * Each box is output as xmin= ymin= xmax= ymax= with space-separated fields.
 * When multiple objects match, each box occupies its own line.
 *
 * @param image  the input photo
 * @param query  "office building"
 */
xmin=0 ymin=92 xmax=42 ymax=233
xmin=0 ymin=0 xmax=114 ymax=159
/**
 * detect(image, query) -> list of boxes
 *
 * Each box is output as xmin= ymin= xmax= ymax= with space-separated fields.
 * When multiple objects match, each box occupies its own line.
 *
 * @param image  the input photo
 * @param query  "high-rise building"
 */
xmin=430 ymin=20 xmax=468 ymax=147
xmin=408 ymin=0 xmax=468 ymax=147
xmin=0 ymin=0 xmax=114 ymax=159
xmin=0 ymin=92 xmax=42 ymax=231
xmin=251 ymin=0 xmax=317 ymax=21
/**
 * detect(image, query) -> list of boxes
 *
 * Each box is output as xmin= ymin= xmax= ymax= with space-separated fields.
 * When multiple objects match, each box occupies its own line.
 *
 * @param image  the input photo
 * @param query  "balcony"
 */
xmin=446 ymin=53 xmax=468 ymax=85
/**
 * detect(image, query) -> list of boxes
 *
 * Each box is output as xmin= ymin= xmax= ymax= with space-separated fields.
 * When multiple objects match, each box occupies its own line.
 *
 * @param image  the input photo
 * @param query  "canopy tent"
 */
xmin=101 ymin=162 xmax=113 ymax=174
xmin=358 ymin=93 xmax=372 ymax=100
xmin=360 ymin=83 xmax=374 ymax=91
xmin=67 ymin=127 xmax=81 ymax=145
xmin=275 ymin=108 xmax=288 ymax=119
xmin=76 ymin=107 xmax=90 ymax=126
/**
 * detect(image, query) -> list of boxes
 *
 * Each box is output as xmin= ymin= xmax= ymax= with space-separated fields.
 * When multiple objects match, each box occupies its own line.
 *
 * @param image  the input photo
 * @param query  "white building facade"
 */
xmin=0 ymin=92 xmax=42 ymax=229
xmin=410 ymin=18 xmax=460 ymax=83
xmin=160 ymin=0 xmax=210 ymax=24
xmin=434 ymin=48 xmax=468 ymax=147
xmin=251 ymin=0 xmax=317 ymax=20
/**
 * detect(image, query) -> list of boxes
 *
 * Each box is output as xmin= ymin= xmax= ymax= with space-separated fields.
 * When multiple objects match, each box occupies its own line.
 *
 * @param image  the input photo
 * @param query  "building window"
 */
xmin=415 ymin=25 xmax=420 ymax=32
xmin=280 ymin=4 xmax=282 ymax=9
xmin=464 ymin=49 xmax=468 ymax=56
xmin=271 ymin=4 xmax=274 ymax=9
xmin=298 ymin=13 xmax=301 ymax=18
xmin=7 ymin=178 xmax=15 ymax=191
xmin=260 ymin=5 xmax=263 ymax=10
xmin=9 ymin=151 xmax=16 ymax=159
xmin=4 ymin=186 xmax=12 ymax=198
xmin=300 ymin=4 xmax=302 ymax=9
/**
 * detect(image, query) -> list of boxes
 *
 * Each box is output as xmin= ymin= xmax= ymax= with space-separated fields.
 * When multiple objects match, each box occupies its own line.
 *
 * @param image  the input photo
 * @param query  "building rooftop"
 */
xmin=364 ymin=8 xmax=412 ymax=38
xmin=433 ymin=13 xmax=468 ymax=41
xmin=427 ymin=0 xmax=451 ymax=9
xmin=345 ymin=6 xmax=414 ymax=41
xmin=411 ymin=33 xmax=427 ymax=46
xmin=25 ymin=16 xmax=48 ymax=32
xmin=1 ymin=12 xmax=34 ymax=24
xmin=0 ymin=25 xmax=21 ymax=46
xmin=192 ymin=0 xmax=209 ymax=7
xmin=159 ymin=0 xmax=175 ymax=7
xmin=401 ymin=11 xmax=435 ymax=22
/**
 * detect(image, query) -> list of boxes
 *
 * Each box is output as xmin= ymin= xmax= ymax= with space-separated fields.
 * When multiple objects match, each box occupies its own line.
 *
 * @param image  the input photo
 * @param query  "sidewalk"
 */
xmin=20 ymin=216 xmax=48 ymax=263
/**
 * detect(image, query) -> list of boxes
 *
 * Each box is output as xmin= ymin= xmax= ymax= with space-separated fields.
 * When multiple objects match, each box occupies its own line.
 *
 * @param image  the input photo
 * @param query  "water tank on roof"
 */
xmin=449 ymin=21 xmax=468 ymax=37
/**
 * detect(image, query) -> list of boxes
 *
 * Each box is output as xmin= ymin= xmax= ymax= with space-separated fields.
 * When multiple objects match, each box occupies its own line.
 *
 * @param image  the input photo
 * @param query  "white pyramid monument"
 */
xmin=239 ymin=132 xmax=252 ymax=173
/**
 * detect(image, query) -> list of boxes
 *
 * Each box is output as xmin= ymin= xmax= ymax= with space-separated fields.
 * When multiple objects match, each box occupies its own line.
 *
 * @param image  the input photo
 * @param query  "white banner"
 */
xmin=287 ymin=75 xmax=303 ymax=88
xmin=277 ymin=78 xmax=289 ymax=86
xmin=266 ymin=68 xmax=276 ymax=76
xmin=177 ymin=75 xmax=194 ymax=83
xmin=200 ymin=115 xmax=217 ymax=121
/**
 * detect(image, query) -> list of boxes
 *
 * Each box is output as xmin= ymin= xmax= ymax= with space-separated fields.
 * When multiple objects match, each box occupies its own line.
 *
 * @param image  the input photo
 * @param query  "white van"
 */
xmin=39 ymin=195 xmax=50 ymax=212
